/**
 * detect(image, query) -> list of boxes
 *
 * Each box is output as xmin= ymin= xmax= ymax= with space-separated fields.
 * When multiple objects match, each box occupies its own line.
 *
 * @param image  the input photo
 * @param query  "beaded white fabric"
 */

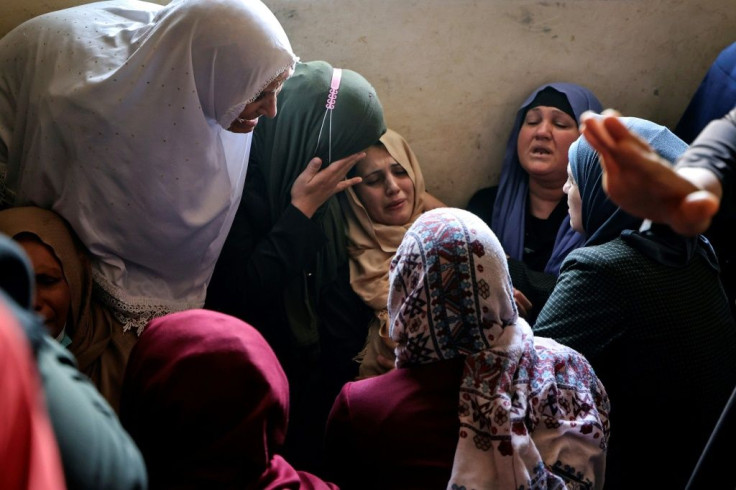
xmin=0 ymin=0 xmax=298 ymax=331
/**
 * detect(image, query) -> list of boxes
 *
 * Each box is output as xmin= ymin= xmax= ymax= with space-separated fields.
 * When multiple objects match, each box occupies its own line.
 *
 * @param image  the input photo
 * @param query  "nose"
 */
xmin=33 ymin=292 xmax=43 ymax=313
xmin=259 ymin=93 xmax=278 ymax=119
xmin=534 ymin=119 xmax=552 ymax=137
xmin=385 ymin=174 xmax=400 ymax=195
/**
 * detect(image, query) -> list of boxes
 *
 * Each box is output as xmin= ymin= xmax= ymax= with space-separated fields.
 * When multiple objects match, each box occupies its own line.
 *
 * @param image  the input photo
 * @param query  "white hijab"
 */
xmin=0 ymin=0 xmax=298 ymax=333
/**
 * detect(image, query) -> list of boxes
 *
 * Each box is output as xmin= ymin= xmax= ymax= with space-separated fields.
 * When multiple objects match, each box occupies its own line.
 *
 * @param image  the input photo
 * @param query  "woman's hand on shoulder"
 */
xmin=291 ymin=152 xmax=366 ymax=218
xmin=423 ymin=192 xmax=447 ymax=211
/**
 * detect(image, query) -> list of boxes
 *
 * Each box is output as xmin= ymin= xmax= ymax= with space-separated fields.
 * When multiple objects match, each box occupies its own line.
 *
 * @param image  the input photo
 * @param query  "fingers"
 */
xmin=581 ymin=109 xmax=648 ymax=152
xmin=299 ymin=157 xmax=323 ymax=180
xmin=671 ymin=190 xmax=720 ymax=236
xmin=334 ymin=176 xmax=363 ymax=193
xmin=580 ymin=113 xmax=621 ymax=185
xmin=602 ymin=117 xmax=651 ymax=153
xmin=322 ymin=151 xmax=366 ymax=180
xmin=600 ymin=108 xmax=622 ymax=118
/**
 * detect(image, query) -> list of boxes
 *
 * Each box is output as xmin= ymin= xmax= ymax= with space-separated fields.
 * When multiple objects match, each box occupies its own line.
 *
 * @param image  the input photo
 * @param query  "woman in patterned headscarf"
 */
xmin=325 ymin=207 xmax=610 ymax=489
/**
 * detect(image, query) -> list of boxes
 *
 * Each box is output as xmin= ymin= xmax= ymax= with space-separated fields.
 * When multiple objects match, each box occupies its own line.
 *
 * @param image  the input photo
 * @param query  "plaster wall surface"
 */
xmin=2 ymin=0 xmax=734 ymax=206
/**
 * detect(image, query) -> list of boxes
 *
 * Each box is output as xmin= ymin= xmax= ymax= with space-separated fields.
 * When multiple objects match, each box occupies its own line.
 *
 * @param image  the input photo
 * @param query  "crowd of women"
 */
xmin=0 ymin=0 xmax=735 ymax=488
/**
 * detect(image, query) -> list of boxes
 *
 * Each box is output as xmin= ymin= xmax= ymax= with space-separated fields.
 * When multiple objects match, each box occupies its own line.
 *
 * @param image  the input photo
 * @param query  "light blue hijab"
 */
xmin=569 ymin=117 xmax=687 ymax=247
xmin=491 ymin=83 xmax=602 ymax=275
xmin=569 ymin=116 xmax=718 ymax=269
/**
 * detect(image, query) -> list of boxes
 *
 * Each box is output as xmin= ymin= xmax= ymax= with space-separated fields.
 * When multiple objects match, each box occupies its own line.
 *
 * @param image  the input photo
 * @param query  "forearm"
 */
xmin=423 ymin=191 xmax=447 ymax=210
xmin=209 ymin=204 xmax=326 ymax=309
xmin=676 ymin=108 xmax=736 ymax=211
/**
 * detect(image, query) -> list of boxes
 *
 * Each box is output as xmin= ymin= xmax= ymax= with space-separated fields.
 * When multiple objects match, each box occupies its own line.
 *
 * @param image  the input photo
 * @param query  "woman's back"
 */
xmin=535 ymin=234 xmax=736 ymax=488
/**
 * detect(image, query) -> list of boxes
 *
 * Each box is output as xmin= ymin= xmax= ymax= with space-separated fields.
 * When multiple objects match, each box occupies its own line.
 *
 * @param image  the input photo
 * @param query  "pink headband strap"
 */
xmin=326 ymin=68 xmax=342 ymax=110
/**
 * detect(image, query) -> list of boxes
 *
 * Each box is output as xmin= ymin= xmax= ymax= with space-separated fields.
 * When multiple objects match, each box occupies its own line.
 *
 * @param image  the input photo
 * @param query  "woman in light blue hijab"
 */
xmin=535 ymin=116 xmax=736 ymax=489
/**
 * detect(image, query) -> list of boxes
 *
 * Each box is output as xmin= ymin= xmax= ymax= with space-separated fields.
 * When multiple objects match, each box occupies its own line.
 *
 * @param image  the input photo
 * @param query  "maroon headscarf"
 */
xmin=120 ymin=309 xmax=338 ymax=489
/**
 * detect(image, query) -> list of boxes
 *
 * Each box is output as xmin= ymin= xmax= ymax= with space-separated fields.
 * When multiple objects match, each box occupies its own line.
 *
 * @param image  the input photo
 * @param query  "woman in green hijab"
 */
xmin=206 ymin=60 xmax=386 ymax=472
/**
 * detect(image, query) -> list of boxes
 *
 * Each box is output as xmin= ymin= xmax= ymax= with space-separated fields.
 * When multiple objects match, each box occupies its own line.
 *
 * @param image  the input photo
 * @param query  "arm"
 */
xmin=0 ymin=299 xmax=66 ymax=490
xmin=37 ymin=335 xmax=147 ymax=490
xmin=676 ymin=108 xmax=735 ymax=218
xmin=422 ymin=191 xmax=447 ymax=211
xmin=580 ymin=110 xmax=728 ymax=236
xmin=291 ymin=154 xmax=364 ymax=218
xmin=207 ymin=152 xmax=364 ymax=310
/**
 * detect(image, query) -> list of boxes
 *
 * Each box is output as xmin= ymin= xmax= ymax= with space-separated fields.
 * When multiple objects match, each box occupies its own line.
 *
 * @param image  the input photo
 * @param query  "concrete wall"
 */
xmin=3 ymin=0 xmax=734 ymax=206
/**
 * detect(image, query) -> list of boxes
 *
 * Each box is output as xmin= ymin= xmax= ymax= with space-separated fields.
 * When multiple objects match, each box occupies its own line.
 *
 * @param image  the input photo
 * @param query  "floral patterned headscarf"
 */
xmin=388 ymin=207 xmax=610 ymax=489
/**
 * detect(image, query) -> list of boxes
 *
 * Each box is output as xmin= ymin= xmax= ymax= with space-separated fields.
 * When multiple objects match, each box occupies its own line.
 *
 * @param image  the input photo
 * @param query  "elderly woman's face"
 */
xmin=353 ymin=145 xmax=415 ymax=226
xmin=517 ymin=106 xmax=579 ymax=185
xmin=227 ymin=67 xmax=293 ymax=134
xmin=16 ymin=237 xmax=71 ymax=339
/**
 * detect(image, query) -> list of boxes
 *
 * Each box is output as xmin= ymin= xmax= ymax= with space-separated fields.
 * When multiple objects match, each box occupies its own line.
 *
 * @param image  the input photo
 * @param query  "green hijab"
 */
xmin=250 ymin=60 xmax=386 ymax=348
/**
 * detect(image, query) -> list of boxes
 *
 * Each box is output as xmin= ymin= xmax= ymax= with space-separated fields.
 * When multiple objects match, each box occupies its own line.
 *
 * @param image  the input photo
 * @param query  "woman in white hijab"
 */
xmin=0 ymin=0 xmax=298 ymax=335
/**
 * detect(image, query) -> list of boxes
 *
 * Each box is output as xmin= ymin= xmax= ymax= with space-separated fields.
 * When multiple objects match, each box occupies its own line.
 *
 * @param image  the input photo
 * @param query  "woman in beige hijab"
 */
xmin=341 ymin=128 xmax=445 ymax=377
xmin=0 ymin=206 xmax=137 ymax=411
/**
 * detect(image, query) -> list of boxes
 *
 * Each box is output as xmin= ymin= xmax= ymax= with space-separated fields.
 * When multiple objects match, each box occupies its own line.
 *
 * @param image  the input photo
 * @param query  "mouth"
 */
xmin=229 ymin=116 xmax=259 ymax=133
xmin=386 ymin=199 xmax=405 ymax=211
xmin=530 ymin=145 xmax=553 ymax=156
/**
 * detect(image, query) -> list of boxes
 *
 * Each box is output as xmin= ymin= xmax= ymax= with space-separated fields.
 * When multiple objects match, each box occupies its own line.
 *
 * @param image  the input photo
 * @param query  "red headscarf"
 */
xmin=120 ymin=309 xmax=337 ymax=489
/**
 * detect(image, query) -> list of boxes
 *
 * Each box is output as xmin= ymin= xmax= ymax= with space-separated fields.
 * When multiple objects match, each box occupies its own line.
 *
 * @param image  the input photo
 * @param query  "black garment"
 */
xmin=206 ymin=163 xmax=372 ymax=473
xmin=466 ymin=186 xmax=564 ymax=323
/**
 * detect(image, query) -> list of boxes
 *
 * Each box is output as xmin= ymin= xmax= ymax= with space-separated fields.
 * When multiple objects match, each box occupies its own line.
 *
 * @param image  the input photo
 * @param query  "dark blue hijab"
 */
xmin=492 ymin=83 xmax=602 ymax=275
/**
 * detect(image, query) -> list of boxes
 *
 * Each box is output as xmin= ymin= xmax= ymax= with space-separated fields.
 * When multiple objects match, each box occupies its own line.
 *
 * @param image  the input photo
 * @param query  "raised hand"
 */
xmin=580 ymin=110 xmax=719 ymax=236
xmin=291 ymin=152 xmax=366 ymax=218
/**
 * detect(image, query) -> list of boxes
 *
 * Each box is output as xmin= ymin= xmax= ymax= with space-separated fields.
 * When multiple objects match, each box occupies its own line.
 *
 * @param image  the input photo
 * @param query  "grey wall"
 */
xmin=3 ymin=0 xmax=734 ymax=206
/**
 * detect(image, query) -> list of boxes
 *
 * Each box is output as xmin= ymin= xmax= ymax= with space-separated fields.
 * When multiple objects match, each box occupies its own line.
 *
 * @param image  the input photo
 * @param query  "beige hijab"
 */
xmin=342 ymin=128 xmax=428 ymax=377
xmin=0 ymin=206 xmax=137 ymax=412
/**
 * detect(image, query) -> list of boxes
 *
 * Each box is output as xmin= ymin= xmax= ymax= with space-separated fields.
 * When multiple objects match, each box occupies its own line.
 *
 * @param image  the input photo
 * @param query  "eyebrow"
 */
xmin=358 ymin=162 xmax=402 ymax=178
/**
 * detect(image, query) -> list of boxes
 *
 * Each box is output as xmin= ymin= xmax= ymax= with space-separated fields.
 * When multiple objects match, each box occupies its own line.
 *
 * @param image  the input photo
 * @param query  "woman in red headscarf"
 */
xmin=120 ymin=309 xmax=338 ymax=489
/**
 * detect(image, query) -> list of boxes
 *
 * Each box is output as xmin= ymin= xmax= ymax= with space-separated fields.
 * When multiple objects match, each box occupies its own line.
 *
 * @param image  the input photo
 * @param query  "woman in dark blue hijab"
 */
xmin=467 ymin=82 xmax=602 ymax=323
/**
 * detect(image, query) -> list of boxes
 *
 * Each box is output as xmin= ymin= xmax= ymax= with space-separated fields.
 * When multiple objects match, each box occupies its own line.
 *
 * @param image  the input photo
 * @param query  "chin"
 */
xmin=384 ymin=215 xmax=409 ymax=227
